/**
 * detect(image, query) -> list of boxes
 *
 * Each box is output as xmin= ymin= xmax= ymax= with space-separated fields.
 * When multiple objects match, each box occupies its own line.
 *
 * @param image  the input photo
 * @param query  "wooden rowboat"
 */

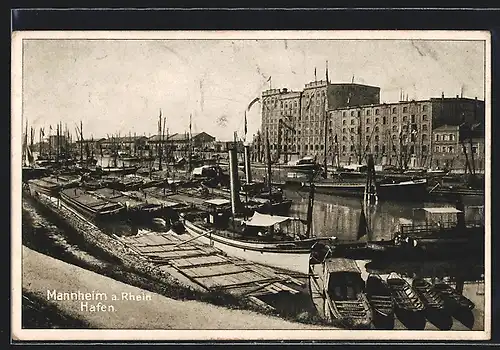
xmin=432 ymin=282 xmax=475 ymax=311
xmin=366 ymin=274 xmax=394 ymax=318
xmin=412 ymin=278 xmax=446 ymax=311
xmin=386 ymin=273 xmax=425 ymax=312
xmin=309 ymin=257 xmax=372 ymax=329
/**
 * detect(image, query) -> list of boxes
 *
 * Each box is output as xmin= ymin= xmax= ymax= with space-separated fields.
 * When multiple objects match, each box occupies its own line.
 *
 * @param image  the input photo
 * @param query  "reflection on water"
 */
xmin=285 ymin=190 xmax=484 ymax=242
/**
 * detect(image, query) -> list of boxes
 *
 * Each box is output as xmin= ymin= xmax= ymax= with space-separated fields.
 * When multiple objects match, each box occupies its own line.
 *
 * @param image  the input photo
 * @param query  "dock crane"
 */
xmin=276 ymin=117 xmax=296 ymax=164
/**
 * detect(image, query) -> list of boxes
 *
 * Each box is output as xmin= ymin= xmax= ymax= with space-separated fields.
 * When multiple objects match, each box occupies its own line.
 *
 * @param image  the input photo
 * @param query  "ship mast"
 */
xmin=188 ymin=114 xmax=192 ymax=173
xmin=158 ymin=109 xmax=163 ymax=171
xmin=265 ymin=129 xmax=272 ymax=199
xmin=322 ymin=94 xmax=328 ymax=178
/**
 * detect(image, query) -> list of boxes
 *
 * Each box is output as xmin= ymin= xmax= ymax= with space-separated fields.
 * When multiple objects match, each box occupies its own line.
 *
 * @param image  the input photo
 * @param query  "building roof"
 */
xmin=75 ymin=138 xmax=106 ymax=143
xmin=433 ymin=124 xmax=460 ymax=132
xmin=324 ymin=258 xmax=361 ymax=274
xmin=204 ymin=198 xmax=231 ymax=206
xmin=101 ymin=136 xmax=147 ymax=143
xmin=242 ymin=211 xmax=292 ymax=227
xmin=422 ymin=207 xmax=462 ymax=214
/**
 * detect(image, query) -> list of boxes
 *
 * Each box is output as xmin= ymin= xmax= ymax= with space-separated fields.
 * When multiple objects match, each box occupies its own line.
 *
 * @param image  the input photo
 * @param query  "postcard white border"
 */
xmin=11 ymin=30 xmax=491 ymax=341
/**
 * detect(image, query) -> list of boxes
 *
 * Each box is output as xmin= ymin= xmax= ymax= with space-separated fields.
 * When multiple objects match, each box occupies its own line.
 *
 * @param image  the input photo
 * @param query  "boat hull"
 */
xmin=183 ymin=219 xmax=311 ymax=275
xmin=60 ymin=188 xmax=124 ymax=221
xmin=309 ymin=259 xmax=372 ymax=329
xmin=303 ymin=179 xmax=428 ymax=200
xmin=27 ymin=179 xmax=61 ymax=197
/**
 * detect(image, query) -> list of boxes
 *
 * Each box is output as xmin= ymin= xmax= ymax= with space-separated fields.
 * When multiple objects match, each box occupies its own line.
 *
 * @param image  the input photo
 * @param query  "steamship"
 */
xmin=180 ymin=142 xmax=333 ymax=275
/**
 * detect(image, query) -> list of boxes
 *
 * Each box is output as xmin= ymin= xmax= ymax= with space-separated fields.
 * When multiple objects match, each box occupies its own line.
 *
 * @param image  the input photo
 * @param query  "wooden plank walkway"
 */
xmin=117 ymin=230 xmax=307 ymax=300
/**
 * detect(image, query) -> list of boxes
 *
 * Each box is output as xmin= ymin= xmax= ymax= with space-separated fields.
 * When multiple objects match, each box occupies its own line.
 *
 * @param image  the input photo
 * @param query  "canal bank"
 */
xmin=21 ymin=191 xmax=324 ymax=325
xmin=20 ymin=246 xmax=330 ymax=332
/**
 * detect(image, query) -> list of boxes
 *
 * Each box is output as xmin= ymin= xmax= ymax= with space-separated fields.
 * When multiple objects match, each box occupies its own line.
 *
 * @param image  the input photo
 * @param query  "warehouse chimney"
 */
xmin=227 ymin=142 xmax=242 ymax=216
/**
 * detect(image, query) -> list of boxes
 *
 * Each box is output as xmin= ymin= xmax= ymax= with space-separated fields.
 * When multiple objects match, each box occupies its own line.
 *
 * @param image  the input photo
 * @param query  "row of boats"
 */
xmin=310 ymin=254 xmax=476 ymax=329
xmin=24 ymin=167 xmax=485 ymax=275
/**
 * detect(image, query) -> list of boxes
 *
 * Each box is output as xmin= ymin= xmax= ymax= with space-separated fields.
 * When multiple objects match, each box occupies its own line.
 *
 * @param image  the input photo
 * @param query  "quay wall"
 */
xmin=21 ymin=191 xmax=252 ymax=310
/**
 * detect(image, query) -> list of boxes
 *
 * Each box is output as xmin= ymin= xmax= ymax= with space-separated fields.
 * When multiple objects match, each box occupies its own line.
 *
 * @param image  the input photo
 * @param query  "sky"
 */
xmin=22 ymin=38 xmax=486 ymax=142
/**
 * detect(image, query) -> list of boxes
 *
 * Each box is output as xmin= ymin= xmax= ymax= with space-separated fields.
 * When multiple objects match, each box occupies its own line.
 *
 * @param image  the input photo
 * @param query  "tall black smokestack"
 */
xmin=227 ymin=141 xmax=242 ymax=216
xmin=244 ymin=143 xmax=252 ymax=184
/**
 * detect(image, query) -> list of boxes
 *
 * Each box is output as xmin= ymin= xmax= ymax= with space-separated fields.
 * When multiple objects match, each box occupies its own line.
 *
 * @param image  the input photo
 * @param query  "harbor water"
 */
xmin=285 ymin=190 xmax=484 ymax=242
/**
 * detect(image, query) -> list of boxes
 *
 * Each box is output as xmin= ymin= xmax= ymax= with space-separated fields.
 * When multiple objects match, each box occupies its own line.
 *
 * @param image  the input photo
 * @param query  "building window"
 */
xmin=342 ymin=119 xmax=346 ymax=125
xmin=435 ymin=146 xmax=440 ymax=152
xmin=449 ymin=134 xmax=455 ymax=141
xmin=411 ymin=115 xmax=416 ymax=123
xmin=342 ymin=128 xmax=346 ymax=133
xmin=449 ymin=146 xmax=454 ymax=153
xmin=366 ymin=127 xmax=370 ymax=133
xmin=375 ymin=109 xmax=380 ymax=115
xmin=392 ymin=134 xmax=397 ymax=140
xmin=366 ymin=110 xmax=371 ymax=116
xmin=472 ymin=145 xmax=478 ymax=154
xmin=374 ymin=135 xmax=379 ymax=141
xmin=422 ymin=124 xmax=428 ymax=131
xmin=366 ymin=118 xmax=371 ymax=124
xmin=374 ymin=145 xmax=379 ymax=152
xmin=350 ymin=135 xmax=355 ymax=141
xmin=435 ymin=134 xmax=440 ymax=141
xmin=392 ymin=125 xmax=397 ymax=132
xmin=366 ymin=135 xmax=370 ymax=141
xmin=375 ymin=126 xmax=379 ymax=132
xmin=350 ymin=127 xmax=355 ymax=133
xmin=350 ymin=111 xmax=354 ymax=117
xmin=342 ymin=145 xmax=346 ymax=152
xmin=422 ymin=134 xmax=428 ymax=141
xmin=422 ymin=115 xmax=428 ymax=121
xmin=403 ymin=116 xmax=407 ymax=122
xmin=383 ymin=116 xmax=387 ymax=124
xmin=382 ymin=145 xmax=386 ymax=153
xmin=350 ymin=145 xmax=355 ymax=152
xmin=342 ymin=112 xmax=346 ymax=117
xmin=305 ymin=145 xmax=308 ymax=151
xmin=392 ymin=116 xmax=397 ymax=123
xmin=422 ymin=105 xmax=428 ymax=112
xmin=392 ymin=107 xmax=397 ymax=114
xmin=443 ymin=135 xmax=448 ymax=141
xmin=342 ymin=136 xmax=347 ymax=141
xmin=375 ymin=117 xmax=379 ymax=124
xmin=403 ymin=106 xmax=408 ymax=113
xmin=350 ymin=119 xmax=355 ymax=125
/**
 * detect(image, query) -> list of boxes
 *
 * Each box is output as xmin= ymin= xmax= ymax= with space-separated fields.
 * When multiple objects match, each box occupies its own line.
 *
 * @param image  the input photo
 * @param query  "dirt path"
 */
xmin=20 ymin=246 xmax=329 ymax=333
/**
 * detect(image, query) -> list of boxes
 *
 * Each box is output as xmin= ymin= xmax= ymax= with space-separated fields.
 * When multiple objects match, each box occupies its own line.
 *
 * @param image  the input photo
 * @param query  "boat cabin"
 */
xmin=396 ymin=206 xmax=479 ymax=239
xmin=241 ymin=211 xmax=306 ymax=239
xmin=203 ymin=198 xmax=232 ymax=227
xmin=324 ymin=258 xmax=365 ymax=301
